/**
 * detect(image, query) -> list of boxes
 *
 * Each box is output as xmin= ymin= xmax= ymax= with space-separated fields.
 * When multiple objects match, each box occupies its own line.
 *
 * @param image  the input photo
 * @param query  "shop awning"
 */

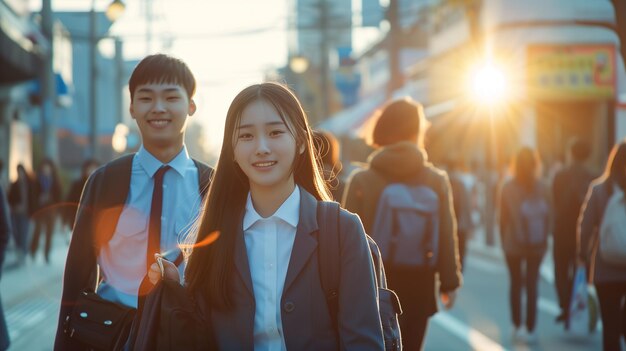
xmin=317 ymin=95 xmax=457 ymax=138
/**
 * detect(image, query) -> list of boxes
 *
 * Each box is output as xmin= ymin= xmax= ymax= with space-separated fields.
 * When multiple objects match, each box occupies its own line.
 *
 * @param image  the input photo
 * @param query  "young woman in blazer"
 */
xmin=578 ymin=139 xmax=626 ymax=351
xmin=153 ymin=82 xmax=384 ymax=350
xmin=499 ymin=147 xmax=551 ymax=343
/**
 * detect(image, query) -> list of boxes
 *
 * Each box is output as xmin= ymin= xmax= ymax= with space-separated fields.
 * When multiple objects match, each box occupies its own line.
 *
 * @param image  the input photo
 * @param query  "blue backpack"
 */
xmin=519 ymin=194 xmax=549 ymax=246
xmin=372 ymin=182 xmax=440 ymax=268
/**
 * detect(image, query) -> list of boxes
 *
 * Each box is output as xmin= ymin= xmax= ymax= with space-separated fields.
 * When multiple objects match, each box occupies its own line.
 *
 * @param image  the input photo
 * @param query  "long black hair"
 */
xmin=185 ymin=82 xmax=331 ymax=309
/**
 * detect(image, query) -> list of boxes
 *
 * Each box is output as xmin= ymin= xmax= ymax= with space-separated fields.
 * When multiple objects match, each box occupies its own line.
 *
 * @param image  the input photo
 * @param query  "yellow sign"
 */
xmin=527 ymin=44 xmax=616 ymax=100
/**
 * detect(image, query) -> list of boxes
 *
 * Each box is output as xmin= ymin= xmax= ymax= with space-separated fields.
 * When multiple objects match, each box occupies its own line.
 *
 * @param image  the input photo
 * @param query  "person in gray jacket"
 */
xmin=578 ymin=139 xmax=626 ymax=351
xmin=499 ymin=147 xmax=551 ymax=343
xmin=342 ymin=98 xmax=461 ymax=351
xmin=552 ymin=139 xmax=595 ymax=323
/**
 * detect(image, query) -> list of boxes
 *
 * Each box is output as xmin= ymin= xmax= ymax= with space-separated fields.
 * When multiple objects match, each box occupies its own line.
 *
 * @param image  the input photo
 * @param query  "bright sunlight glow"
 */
xmin=469 ymin=64 xmax=508 ymax=104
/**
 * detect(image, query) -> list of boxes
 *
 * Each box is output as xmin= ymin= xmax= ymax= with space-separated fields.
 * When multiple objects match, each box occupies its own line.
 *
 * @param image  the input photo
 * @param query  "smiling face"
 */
xmin=233 ymin=99 xmax=303 ymax=196
xmin=130 ymin=83 xmax=196 ymax=151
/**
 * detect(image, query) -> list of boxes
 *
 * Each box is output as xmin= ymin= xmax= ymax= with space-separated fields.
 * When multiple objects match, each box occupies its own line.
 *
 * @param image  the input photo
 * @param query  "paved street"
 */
xmin=1 ymin=233 xmax=66 ymax=351
xmin=0 ymin=231 xmax=608 ymax=350
xmin=423 ymin=243 xmax=602 ymax=350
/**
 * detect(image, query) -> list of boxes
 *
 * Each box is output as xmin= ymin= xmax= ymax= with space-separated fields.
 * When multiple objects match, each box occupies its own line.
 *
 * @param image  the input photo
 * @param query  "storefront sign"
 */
xmin=527 ymin=44 xmax=616 ymax=100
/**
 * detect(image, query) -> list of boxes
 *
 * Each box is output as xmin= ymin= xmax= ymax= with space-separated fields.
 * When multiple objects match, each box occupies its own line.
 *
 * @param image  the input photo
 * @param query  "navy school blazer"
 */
xmin=208 ymin=189 xmax=385 ymax=351
xmin=54 ymin=154 xmax=213 ymax=351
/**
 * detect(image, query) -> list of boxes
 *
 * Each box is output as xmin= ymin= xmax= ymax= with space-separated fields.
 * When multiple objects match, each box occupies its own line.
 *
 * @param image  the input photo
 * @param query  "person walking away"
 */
xmin=63 ymin=159 xmax=100 ymax=231
xmin=7 ymin=165 xmax=34 ymax=266
xmin=0 ymin=177 xmax=12 ymax=350
xmin=54 ymin=54 xmax=213 ymax=351
xmin=552 ymin=139 xmax=595 ymax=323
xmin=342 ymin=97 xmax=462 ymax=351
xmin=313 ymin=129 xmax=345 ymax=201
xmin=30 ymin=158 xmax=62 ymax=263
xmin=578 ymin=139 xmax=626 ymax=351
xmin=499 ymin=147 xmax=551 ymax=343
xmin=151 ymin=82 xmax=385 ymax=350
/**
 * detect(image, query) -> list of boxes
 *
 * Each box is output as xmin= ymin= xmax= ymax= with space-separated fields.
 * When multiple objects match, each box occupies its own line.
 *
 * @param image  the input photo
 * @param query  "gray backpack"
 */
xmin=372 ymin=183 xmax=440 ymax=268
xmin=519 ymin=193 xmax=549 ymax=246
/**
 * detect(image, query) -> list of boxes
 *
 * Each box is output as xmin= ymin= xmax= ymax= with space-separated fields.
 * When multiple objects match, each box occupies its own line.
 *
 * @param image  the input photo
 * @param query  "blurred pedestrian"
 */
xmin=7 ymin=164 xmax=34 ymax=266
xmin=30 ymin=158 xmax=62 ymax=264
xmin=54 ymin=53 xmax=213 ymax=351
xmin=0 ymin=175 xmax=11 ymax=350
xmin=552 ymin=139 xmax=595 ymax=324
xmin=0 ymin=160 xmax=5 ymax=191
xmin=63 ymin=159 xmax=100 ymax=231
xmin=498 ymin=147 xmax=551 ymax=343
xmin=342 ymin=97 xmax=462 ymax=351
xmin=313 ymin=129 xmax=345 ymax=201
xmin=445 ymin=157 xmax=474 ymax=271
xmin=578 ymin=139 xmax=626 ymax=351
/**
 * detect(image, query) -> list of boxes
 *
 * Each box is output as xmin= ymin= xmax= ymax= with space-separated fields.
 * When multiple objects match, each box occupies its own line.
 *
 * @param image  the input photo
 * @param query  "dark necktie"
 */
xmin=147 ymin=165 xmax=170 ymax=268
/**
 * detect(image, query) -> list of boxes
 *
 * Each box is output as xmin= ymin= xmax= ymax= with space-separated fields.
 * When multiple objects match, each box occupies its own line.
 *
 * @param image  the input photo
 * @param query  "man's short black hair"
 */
xmin=128 ymin=54 xmax=196 ymax=101
xmin=570 ymin=138 xmax=591 ymax=162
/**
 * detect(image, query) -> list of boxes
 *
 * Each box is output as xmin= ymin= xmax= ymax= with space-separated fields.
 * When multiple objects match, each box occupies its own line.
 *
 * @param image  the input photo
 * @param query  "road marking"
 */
xmin=538 ymin=297 xmax=560 ymax=316
xmin=432 ymin=312 xmax=509 ymax=351
xmin=540 ymin=262 xmax=554 ymax=285
xmin=6 ymin=297 xmax=59 ymax=341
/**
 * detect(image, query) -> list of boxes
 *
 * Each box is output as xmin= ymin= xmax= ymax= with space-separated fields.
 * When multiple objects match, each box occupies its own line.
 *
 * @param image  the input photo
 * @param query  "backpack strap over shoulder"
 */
xmin=93 ymin=154 xmax=134 ymax=252
xmin=317 ymin=201 xmax=341 ymax=332
xmin=192 ymin=159 xmax=213 ymax=198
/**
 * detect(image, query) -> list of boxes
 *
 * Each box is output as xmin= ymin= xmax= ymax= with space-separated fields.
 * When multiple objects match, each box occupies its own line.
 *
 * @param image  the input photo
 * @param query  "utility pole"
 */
xmin=318 ymin=0 xmax=331 ymax=122
xmin=89 ymin=1 xmax=98 ymax=159
xmin=40 ymin=0 xmax=58 ymax=162
xmin=611 ymin=0 xmax=626 ymax=71
xmin=115 ymin=38 xmax=124 ymax=125
xmin=386 ymin=0 xmax=402 ymax=98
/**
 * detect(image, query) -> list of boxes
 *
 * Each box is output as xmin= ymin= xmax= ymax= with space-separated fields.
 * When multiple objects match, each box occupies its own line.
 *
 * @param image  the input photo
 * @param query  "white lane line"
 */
xmin=538 ymin=297 xmax=560 ymax=316
xmin=432 ymin=312 xmax=509 ymax=351
xmin=540 ymin=263 xmax=554 ymax=285
xmin=6 ymin=298 xmax=59 ymax=342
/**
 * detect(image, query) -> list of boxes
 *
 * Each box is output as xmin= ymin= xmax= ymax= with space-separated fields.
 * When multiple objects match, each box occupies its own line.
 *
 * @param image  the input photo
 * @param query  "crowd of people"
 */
xmin=0 ymin=53 xmax=623 ymax=351
xmin=0 ymin=158 xmax=99 ymax=266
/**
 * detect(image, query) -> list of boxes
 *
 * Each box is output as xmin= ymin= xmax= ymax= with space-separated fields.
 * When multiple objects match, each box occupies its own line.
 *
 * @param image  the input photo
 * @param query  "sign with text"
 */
xmin=527 ymin=44 xmax=616 ymax=101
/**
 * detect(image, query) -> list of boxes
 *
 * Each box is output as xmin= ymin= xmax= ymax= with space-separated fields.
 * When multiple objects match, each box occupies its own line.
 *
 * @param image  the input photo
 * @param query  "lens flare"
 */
xmin=179 ymin=230 xmax=220 ymax=250
xmin=469 ymin=64 xmax=508 ymax=104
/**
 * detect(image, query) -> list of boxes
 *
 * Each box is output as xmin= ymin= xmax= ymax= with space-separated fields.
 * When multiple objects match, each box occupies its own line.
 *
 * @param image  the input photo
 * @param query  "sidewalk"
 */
xmin=466 ymin=226 xmax=555 ymax=285
xmin=1 ymin=230 xmax=69 ymax=307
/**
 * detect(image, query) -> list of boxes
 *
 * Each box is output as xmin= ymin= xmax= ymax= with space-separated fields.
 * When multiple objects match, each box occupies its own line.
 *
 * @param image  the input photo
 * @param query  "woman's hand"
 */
xmin=147 ymin=258 xmax=180 ymax=285
xmin=440 ymin=289 xmax=458 ymax=310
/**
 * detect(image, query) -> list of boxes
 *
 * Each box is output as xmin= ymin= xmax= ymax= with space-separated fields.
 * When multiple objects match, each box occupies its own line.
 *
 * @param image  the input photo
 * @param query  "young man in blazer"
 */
xmin=54 ymin=54 xmax=213 ymax=350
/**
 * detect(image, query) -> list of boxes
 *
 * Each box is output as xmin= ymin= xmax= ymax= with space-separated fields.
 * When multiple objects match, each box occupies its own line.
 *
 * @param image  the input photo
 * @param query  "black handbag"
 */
xmin=64 ymin=289 xmax=136 ymax=351
xmin=126 ymin=254 xmax=214 ymax=351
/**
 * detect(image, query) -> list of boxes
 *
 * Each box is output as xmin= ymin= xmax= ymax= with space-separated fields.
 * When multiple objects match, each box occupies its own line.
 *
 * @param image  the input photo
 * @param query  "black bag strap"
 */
xmin=317 ymin=201 xmax=341 ymax=332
